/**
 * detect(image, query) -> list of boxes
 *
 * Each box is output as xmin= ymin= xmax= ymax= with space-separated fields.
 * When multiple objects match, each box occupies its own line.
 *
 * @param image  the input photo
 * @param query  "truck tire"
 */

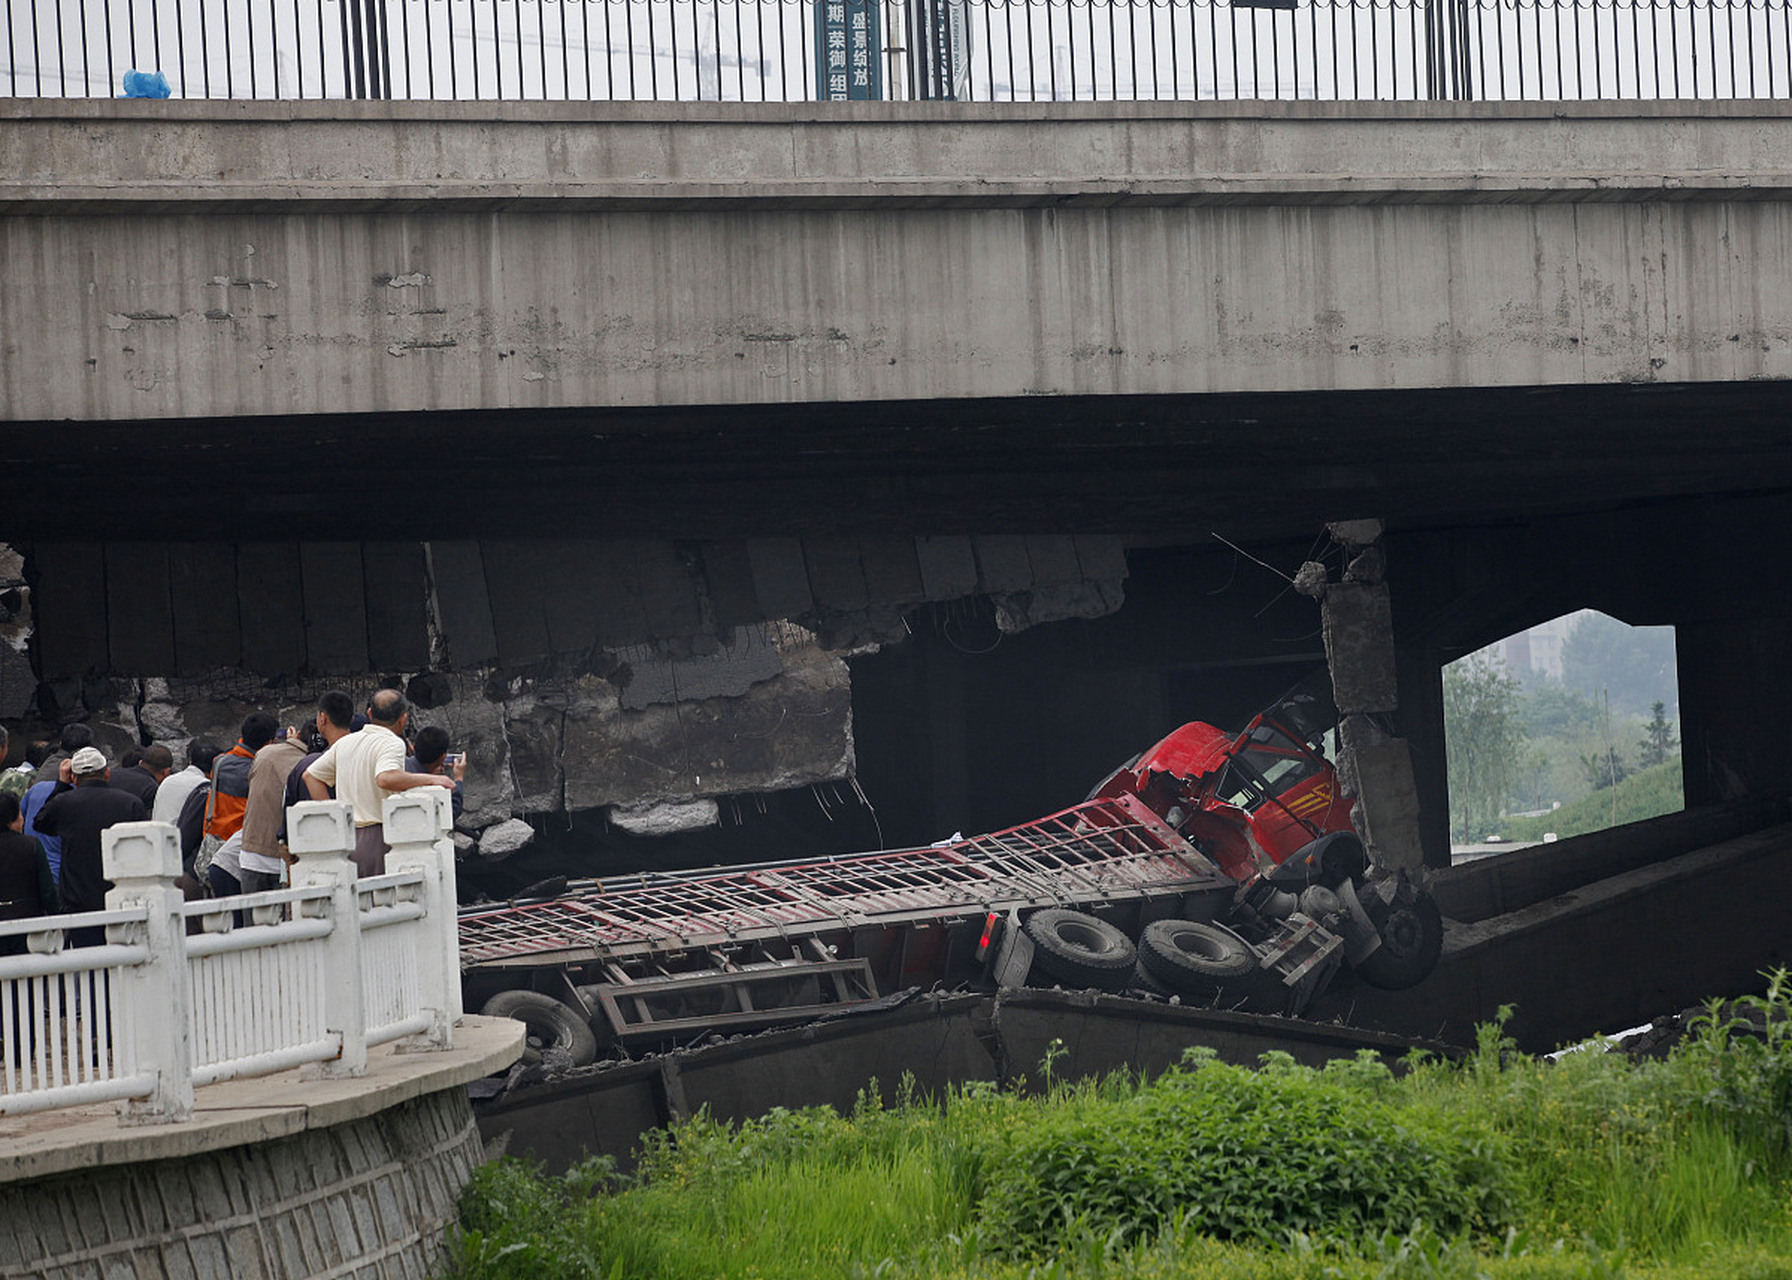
xmin=1137 ymin=919 xmax=1258 ymax=998
xmin=1354 ymin=887 xmax=1443 ymax=990
xmin=1024 ymin=909 xmax=1137 ymax=992
xmin=480 ymin=990 xmax=600 ymax=1068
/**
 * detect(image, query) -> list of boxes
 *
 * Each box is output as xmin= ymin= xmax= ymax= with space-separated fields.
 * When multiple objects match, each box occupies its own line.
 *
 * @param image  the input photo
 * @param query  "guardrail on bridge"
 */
xmin=0 ymin=790 xmax=462 ymax=1124
xmin=5 ymin=0 xmax=1791 ymax=103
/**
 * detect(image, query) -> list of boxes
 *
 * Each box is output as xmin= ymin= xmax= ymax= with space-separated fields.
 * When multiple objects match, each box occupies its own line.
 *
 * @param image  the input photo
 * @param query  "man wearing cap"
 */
xmin=303 ymin=689 xmax=457 ymax=878
xmin=32 ymin=747 xmax=148 ymax=940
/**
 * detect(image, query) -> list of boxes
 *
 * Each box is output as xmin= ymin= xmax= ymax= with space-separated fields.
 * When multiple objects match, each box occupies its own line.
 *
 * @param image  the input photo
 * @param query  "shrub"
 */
xmin=443 ymin=1155 xmax=613 ymax=1280
xmin=976 ymin=1048 xmax=1513 ymax=1254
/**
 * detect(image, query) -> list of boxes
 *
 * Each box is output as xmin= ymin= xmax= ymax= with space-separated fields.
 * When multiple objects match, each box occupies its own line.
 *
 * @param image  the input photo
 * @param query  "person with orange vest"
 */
xmin=204 ymin=713 xmax=279 ymax=844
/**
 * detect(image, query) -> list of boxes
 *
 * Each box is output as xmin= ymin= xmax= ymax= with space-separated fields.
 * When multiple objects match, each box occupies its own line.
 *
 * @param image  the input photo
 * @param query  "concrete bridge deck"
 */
xmin=7 ymin=99 xmax=1792 ymax=432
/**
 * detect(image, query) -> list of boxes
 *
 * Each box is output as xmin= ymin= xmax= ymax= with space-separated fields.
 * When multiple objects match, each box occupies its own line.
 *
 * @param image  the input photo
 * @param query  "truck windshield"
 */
xmin=1221 ymin=722 xmax=1323 ymax=811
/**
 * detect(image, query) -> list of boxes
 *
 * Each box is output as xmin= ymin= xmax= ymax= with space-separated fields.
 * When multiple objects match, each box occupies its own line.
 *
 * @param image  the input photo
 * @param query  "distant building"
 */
xmin=1497 ymin=610 xmax=1588 ymax=681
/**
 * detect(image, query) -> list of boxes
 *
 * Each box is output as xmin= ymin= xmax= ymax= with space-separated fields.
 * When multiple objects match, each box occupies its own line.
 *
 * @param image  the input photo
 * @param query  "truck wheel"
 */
xmin=1024 ymin=909 xmax=1137 ymax=992
xmin=1137 ymin=919 xmax=1258 ymax=998
xmin=480 ymin=990 xmax=600 ymax=1067
xmin=1354 ymin=887 xmax=1442 ymax=990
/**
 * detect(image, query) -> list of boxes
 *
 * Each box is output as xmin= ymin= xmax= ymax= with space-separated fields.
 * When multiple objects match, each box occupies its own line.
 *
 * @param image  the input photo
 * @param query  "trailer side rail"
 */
xmin=460 ymin=794 xmax=1226 ymax=967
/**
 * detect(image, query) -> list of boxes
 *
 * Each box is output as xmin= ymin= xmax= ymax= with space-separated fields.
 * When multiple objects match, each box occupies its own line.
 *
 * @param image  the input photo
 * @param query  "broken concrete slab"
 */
xmin=612 ymin=629 xmax=785 ymax=711
xmin=610 ymin=798 xmax=721 ymax=836
xmin=479 ymin=818 xmax=537 ymax=861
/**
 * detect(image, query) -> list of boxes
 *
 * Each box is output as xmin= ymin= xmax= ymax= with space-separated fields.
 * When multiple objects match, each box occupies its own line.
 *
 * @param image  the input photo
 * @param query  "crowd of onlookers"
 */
xmin=0 ymin=688 xmax=463 ymax=949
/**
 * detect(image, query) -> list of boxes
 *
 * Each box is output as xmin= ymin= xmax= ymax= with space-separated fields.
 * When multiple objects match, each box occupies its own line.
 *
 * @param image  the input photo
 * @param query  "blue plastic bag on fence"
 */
xmin=119 ymin=69 xmax=171 ymax=99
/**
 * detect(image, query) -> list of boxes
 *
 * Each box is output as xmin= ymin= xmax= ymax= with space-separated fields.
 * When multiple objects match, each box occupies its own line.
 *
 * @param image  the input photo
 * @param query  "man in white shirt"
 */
xmin=302 ymin=689 xmax=459 ymax=878
xmin=152 ymin=740 xmax=217 ymax=827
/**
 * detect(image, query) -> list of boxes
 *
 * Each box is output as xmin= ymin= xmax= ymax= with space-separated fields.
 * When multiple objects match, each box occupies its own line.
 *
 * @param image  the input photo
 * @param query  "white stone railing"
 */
xmin=0 ymin=789 xmax=462 ymax=1124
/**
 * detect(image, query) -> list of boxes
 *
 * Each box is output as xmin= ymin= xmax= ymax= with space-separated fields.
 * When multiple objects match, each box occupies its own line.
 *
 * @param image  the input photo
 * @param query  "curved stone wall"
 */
xmin=0 ymin=1087 xmax=483 ymax=1280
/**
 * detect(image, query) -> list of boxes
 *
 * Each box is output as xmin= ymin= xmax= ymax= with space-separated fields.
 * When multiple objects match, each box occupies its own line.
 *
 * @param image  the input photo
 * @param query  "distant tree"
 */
xmin=1637 ymin=701 xmax=1679 ymax=768
xmin=1521 ymin=683 xmax=1602 ymax=739
xmin=1559 ymin=612 xmax=1678 ymax=718
xmin=1579 ymin=745 xmax=1629 ymax=791
xmin=1444 ymin=653 xmax=1527 ymax=842
xmin=1515 ymin=747 xmax=1553 ymax=814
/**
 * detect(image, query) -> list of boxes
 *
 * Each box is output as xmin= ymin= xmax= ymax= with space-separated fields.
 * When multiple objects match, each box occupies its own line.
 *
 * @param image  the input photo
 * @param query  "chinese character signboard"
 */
xmin=815 ymin=0 xmax=883 ymax=100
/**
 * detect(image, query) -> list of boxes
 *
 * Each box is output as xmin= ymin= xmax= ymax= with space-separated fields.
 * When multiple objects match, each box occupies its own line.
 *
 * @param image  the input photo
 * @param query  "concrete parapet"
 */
xmin=0 ymin=1016 xmax=523 ymax=1280
xmin=1319 ymin=820 xmax=1792 ymax=1052
xmin=6 ymin=100 xmax=1792 ymax=211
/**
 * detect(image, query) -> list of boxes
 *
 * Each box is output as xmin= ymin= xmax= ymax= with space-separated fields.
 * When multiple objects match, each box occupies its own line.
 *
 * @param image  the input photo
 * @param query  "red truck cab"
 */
xmin=1090 ymin=711 xmax=1355 ymax=883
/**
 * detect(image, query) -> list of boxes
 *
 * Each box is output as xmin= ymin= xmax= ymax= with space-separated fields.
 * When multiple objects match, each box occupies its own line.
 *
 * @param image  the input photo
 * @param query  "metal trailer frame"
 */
xmin=459 ymin=794 xmax=1261 ymax=1042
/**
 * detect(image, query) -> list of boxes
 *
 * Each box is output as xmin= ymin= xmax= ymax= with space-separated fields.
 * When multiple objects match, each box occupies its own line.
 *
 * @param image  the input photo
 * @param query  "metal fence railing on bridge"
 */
xmin=0 ymin=791 xmax=460 ymax=1124
xmin=5 ymin=0 xmax=1791 ymax=103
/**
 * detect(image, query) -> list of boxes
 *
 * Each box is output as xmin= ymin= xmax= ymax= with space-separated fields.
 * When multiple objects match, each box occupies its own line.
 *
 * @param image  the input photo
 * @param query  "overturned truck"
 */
xmin=459 ymin=701 xmax=1443 ymax=1067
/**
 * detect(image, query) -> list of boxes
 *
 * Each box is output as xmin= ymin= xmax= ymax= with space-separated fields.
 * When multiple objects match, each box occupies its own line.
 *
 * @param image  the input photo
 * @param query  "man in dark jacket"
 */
xmin=33 ymin=747 xmax=148 ymax=942
xmin=0 ymin=791 xmax=57 ymax=957
xmin=111 ymin=744 xmax=172 ymax=809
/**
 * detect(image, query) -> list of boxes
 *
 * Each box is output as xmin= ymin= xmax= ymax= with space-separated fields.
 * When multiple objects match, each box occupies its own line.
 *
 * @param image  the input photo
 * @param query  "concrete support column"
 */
xmin=1676 ymin=618 xmax=1792 ymax=810
xmin=1301 ymin=520 xmax=1426 ymax=873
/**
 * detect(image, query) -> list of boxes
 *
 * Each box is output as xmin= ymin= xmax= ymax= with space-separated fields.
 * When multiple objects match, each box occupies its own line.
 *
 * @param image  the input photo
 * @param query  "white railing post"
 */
xmin=437 ymin=794 xmax=463 ymax=1021
xmin=383 ymin=787 xmax=457 ymax=1049
xmin=288 ymin=801 xmax=367 ymax=1078
xmin=103 ymin=821 xmax=193 ymax=1124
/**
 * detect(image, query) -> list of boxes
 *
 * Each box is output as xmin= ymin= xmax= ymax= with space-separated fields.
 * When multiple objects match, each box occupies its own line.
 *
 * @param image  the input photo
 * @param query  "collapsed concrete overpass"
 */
xmin=2 ymin=98 xmax=1791 ymax=873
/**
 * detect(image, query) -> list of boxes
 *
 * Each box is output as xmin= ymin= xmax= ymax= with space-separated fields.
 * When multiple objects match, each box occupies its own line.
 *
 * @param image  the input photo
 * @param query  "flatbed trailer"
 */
xmin=459 ymin=793 xmax=1354 ymax=1065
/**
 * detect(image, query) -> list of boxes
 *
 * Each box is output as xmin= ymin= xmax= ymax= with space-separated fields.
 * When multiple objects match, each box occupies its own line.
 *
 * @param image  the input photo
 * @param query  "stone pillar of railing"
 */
xmin=288 ymin=800 xmax=368 ymax=1079
xmin=102 ymin=821 xmax=194 ymax=1124
xmin=383 ymin=787 xmax=459 ymax=1050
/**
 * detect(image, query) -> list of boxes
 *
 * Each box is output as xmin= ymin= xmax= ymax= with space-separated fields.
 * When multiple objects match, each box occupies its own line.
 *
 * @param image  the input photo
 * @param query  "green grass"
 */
xmin=1495 ymin=758 xmax=1684 ymax=842
xmin=441 ymin=979 xmax=1792 ymax=1280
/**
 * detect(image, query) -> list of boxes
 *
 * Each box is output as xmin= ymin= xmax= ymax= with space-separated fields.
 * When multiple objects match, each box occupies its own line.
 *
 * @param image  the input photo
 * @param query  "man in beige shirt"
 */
xmin=240 ymin=723 xmax=308 ymax=893
xmin=303 ymin=689 xmax=458 ymax=878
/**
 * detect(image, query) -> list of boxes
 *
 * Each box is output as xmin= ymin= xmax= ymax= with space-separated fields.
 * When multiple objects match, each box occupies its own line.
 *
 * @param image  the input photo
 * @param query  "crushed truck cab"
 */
xmin=460 ymin=700 xmax=1443 ymax=1070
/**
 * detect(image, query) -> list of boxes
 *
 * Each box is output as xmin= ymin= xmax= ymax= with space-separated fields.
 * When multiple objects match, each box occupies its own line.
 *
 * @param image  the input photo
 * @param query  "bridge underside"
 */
xmin=5 ymin=378 xmax=1792 ymax=874
xmin=6 ymin=379 xmax=1792 ymax=544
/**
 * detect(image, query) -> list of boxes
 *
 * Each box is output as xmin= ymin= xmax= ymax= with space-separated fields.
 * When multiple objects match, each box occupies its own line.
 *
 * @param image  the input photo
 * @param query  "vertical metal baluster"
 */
xmin=379 ymin=0 xmax=394 ymax=97
xmin=7 ymin=0 xmax=18 ymax=98
xmin=1108 ymin=0 xmax=1119 ymax=98
xmin=558 ymin=0 xmax=569 ymax=99
xmin=1669 ymin=0 xmax=1681 ymax=96
xmin=393 ymin=0 xmax=409 ymax=98
xmin=532 ymin=0 xmax=543 ymax=98
xmin=467 ymin=0 xmax=480 ymax=99
xmin=624 ymin=0 xmax=636 ymax=98
xmin=1001 ymin=0 xmax=1016 ymax=101
xmin=53 ymin=0 xmax=68 ymax=94
xmin=506 ymin=0 xmax=519 ymax=99
xmin=579 ymin=0 xmax=591 ymax=98
xmin=446 ymin=0 xmax=459 ymax=100
xmin=1572 ymin=0 xmax=1582 ymax=97
xmin=1739 ymin=0 xmax=1753 ymax=96
xmin=315 ymin=0 xmax=328 ymax=98
xmin=200 ymin=0 xmax=218 ymax=97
